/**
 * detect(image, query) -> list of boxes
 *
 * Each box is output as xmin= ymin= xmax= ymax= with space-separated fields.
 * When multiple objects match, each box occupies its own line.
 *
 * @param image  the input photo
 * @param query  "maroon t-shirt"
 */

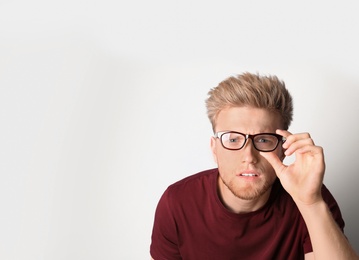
xmin=150 ymin=168 xmax=345 ymax=260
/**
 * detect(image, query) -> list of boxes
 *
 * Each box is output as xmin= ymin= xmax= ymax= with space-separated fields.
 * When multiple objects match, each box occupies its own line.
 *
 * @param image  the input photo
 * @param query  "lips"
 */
xmin=238 ymin=170 xmax=260 ymax=177
xmin=240 ymin=173 xmax=258 ymax=177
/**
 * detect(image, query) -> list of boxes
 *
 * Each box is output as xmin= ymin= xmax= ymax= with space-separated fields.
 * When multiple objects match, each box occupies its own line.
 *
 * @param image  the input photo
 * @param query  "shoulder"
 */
xmin=153 ymin=168 xmax=218 ymax=228
xmin=160 ymin=168 xmax=218 ymax=206
xmin=169 ymin=168 xmax=218 ymax=188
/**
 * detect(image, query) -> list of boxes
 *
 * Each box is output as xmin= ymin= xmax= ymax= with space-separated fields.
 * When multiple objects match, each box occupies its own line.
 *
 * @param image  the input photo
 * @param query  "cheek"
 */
xmin=216 ymin=150 xmax=242 ymax=170
xmin=260 ymin=156 xmax=278 ymax=178
xmin=210 ymin=138 xmax=219 ymax=163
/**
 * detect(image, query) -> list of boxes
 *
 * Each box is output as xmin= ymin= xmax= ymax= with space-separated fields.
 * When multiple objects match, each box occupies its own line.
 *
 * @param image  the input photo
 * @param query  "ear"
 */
xmin=210 ymin=137 xmax=218 ymax=164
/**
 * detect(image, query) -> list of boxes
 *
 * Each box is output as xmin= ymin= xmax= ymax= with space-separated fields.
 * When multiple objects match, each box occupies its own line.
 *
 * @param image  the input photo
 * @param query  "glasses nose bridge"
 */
xmin=243 ymin=134 xmax=256 ymax=150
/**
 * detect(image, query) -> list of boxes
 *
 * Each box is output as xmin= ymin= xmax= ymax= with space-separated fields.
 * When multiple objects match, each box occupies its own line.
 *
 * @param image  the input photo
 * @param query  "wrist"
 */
xmin=295 ymin=198 xmax=328 ymax=219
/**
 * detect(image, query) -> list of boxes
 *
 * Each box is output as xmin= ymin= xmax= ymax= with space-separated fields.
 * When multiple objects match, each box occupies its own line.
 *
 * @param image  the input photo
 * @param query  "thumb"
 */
xmin=260 ymin=152 xmax=286 ymax=177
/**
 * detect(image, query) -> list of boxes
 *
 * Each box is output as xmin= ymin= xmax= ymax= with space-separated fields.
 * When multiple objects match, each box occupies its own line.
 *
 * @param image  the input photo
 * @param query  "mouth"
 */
xmin=240 ymin=173 xmax=258 ymax=177
xmin=238 ymin=169 xmax=261 ymax=178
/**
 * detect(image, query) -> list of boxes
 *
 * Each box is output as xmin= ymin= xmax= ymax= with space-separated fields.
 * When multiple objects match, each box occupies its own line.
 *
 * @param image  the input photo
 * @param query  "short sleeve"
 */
xmin=150 ymin=188 xmax=182 ymax=260
xmin=322 ymin=184 xmax=345 ymax=232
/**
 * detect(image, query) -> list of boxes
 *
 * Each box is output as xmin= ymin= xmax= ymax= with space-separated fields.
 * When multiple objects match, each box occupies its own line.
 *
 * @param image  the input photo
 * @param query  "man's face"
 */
xmin=211 ymin=106 xmax=285 ymax=201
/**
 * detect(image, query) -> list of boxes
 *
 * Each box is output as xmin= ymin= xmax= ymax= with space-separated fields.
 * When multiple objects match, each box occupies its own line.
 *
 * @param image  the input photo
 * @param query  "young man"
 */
xmin=150 ymin=73 xmax=358 ymax=259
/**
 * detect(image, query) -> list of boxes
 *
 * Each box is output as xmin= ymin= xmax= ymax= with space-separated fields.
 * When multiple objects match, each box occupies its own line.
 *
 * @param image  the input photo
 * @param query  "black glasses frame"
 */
xmin=214 ymin=131 xmax=285 ymax=152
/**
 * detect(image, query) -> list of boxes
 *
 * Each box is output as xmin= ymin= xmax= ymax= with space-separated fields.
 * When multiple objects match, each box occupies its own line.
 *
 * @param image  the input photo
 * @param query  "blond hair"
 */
xmin=206 ymin=72 xmax=293 ymax=132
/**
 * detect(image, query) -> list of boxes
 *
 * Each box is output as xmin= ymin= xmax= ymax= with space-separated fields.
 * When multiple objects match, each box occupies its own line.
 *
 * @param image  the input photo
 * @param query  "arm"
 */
xmin=301 ymin=199 xmax=355 ymax=259
xmin=305 ymin=252 xmax=314 ymax=260
xmin=261 ymin=130 xmax=358 ymax=259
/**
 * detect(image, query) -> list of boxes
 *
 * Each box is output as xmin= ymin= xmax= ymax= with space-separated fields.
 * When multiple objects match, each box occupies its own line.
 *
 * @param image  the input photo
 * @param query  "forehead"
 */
xmin=215 ymin=106 xmax=283 ymax=133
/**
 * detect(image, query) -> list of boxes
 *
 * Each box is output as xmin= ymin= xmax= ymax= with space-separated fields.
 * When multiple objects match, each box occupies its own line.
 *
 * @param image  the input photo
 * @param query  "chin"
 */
xmin=234 ymin=188 xmax=268 ymax=200
xmin=230 ymin=179 xmax=273 ymax=201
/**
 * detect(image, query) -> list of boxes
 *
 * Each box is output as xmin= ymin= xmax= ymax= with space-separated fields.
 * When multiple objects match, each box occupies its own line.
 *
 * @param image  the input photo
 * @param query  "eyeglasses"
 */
xmin=214 ymin=131 xmax=285 ymax=152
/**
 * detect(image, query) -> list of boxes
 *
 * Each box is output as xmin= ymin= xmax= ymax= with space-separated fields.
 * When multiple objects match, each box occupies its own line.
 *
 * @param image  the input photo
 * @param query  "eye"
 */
xmin=222 ymin=133 xmax=245 ymax=145
xmin=229 ymin=137 xmax=240 ymax=143
xmin=254 ymin=135 xmax=277 ymax=145
xmin=257 ymin=138 xmax=271 ymax=143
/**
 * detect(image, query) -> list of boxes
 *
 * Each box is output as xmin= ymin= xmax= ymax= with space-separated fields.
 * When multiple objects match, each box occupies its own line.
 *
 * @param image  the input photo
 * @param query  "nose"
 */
xmin=241 ymin=138 xmax=258 ymax=164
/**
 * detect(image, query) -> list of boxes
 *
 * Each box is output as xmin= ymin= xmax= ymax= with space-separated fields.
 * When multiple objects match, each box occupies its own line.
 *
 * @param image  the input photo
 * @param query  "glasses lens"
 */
xmin=253 ymin=134 xmax=279 ymax=151
xmin=221 ymin=132 xmax=246 ymax=150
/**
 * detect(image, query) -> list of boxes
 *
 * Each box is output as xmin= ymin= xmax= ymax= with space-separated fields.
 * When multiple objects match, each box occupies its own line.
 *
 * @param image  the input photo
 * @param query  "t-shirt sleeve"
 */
xmin=303 ymin=230 xmax=313 ymax=254
xmin=302 ymin=184 xmax=346 ymax=254
xmin=150 ymin=188 xmax=182 ymax=260
xmin=322 ymin=185 xmax=345 ymax=232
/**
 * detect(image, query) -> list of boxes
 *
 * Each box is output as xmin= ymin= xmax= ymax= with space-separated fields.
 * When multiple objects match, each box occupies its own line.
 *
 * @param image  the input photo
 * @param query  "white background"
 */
xmin=1 ymin=0 xmax=358 ymax=259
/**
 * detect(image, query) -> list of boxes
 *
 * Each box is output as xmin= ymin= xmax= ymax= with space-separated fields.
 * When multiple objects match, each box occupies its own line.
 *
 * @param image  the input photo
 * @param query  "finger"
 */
xmin=276 ymin=129 xmax=292 ymax=138
xmin=260 ymin=152 xmax=286 ymax=177
xmin=296 ymin=145 xmax=324 ymax=156
xmin=279 ymin=132 xmax=314 ymax=150
xmin=284 ymin=138 xmax=315 ymax=156
xmin=281 ymin=132 xmax=312 ymax=144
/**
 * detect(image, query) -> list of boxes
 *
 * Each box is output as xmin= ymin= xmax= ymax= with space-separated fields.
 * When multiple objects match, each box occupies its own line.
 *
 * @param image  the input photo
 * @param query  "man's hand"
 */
xmin=260 ymin=129 xmax=325 ymax=206
xmin=263 ymin=130 xmax=359 ymax=259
